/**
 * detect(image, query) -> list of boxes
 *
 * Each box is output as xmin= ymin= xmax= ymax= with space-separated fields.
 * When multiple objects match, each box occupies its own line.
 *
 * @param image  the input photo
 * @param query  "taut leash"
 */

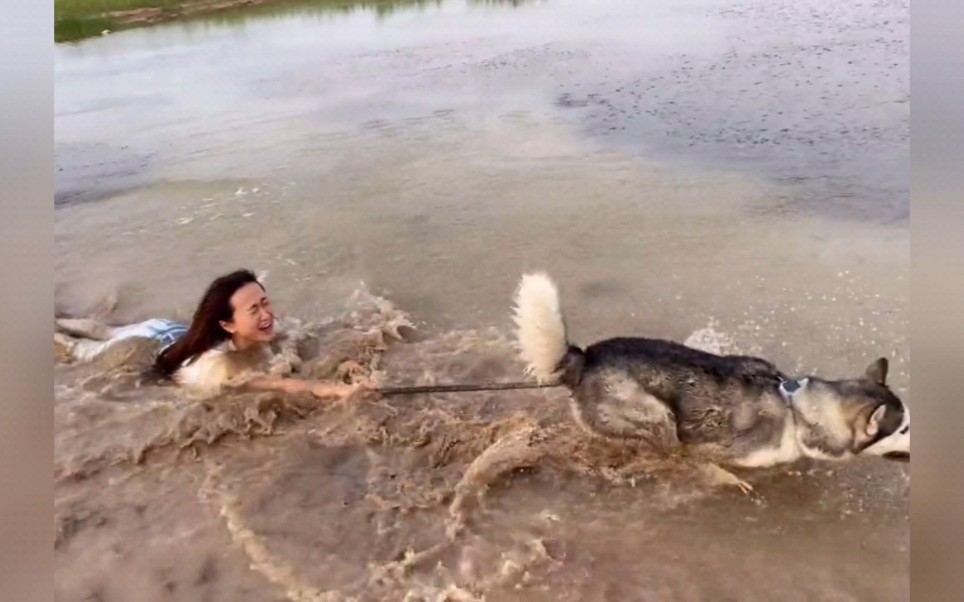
xmin=375 ymin=381 xmax=559 ymax=396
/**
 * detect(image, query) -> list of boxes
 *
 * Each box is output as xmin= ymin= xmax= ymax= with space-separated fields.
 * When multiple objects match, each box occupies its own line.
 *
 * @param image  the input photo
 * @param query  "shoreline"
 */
xmin=56 ymin=0 xmax=273 ymax=43
xmin=54 ymin=0 xmax=436 ymax=43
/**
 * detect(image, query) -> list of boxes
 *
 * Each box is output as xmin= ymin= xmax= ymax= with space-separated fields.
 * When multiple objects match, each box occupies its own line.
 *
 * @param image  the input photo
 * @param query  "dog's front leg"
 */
xmin=700 ymin=463 xmax=756 ymax=496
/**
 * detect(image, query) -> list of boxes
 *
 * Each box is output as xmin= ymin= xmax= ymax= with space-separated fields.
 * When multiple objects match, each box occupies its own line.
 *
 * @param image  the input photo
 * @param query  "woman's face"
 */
xmin=221 ymin=281 xmax=276 ymax=344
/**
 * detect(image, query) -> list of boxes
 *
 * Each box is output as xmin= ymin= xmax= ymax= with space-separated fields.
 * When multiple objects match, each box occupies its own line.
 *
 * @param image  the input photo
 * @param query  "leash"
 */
xmin=375 ymin=380 xmax=560 ymax=396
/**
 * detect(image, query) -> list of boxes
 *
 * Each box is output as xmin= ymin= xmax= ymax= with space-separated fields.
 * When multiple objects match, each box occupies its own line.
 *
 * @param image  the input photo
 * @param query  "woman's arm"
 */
xmin=175 ymin=345 xmax=374 ymax=400
xmin=245 ymin=375 xmax=311 ymax=394
xmin=245 ymin=375 xmax=372 ymax=400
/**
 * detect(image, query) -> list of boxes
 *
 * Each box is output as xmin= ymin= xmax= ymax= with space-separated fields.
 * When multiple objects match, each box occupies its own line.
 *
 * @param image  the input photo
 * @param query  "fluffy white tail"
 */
xmin=512 ymin=272 xmax=569 ymax=384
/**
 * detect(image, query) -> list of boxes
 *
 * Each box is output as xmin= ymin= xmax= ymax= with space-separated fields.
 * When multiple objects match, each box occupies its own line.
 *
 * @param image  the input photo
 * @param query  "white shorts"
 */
xmin=109 ymin=319 xmax=188 ymax=350
xmin=66 ymin=319 xmax=188 ymax=363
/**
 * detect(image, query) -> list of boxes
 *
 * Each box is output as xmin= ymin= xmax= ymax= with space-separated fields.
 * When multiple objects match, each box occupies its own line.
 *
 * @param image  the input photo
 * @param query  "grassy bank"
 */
xmin=56 ymin=0 xmax=195 ymax=42
xmin=54 ymin=0 xmax=442 ymax=43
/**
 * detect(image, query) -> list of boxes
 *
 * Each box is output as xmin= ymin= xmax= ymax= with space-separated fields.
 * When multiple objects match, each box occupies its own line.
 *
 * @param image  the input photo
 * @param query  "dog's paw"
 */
xmin=701 ymin=463 xmax=758 ymax=498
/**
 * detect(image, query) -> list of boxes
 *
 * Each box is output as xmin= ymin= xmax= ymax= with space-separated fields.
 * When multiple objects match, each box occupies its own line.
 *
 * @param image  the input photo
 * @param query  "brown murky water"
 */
xmin=55 ymin=1 xmax=909 ymax=600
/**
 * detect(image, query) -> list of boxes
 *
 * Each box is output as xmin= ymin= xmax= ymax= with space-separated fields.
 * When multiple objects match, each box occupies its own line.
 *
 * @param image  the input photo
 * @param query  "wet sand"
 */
xmin=55 ymin=1 xmax=909 ymax=600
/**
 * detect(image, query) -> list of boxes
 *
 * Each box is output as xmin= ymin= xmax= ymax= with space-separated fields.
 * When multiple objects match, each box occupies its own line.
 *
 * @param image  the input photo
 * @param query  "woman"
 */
xmin=56 ymin=269 xmax=371 ymax=400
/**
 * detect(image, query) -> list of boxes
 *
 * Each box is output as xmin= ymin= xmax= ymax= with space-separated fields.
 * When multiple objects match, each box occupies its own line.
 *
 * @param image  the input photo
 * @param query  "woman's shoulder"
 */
xmin=172 ymin=341 xmax=235 ymax=392
xmin=173 ymin=341 xmax=272 ymax=393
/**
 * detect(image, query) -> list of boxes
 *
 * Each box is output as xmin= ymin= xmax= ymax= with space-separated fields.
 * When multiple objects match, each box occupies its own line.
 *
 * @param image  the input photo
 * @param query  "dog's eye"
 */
xmin=899 ymin=425 xmax=909 ymax=435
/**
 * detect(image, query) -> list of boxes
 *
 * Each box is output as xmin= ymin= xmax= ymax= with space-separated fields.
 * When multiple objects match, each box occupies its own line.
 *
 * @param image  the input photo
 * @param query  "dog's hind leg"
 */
xmin=570 ymin=371 xmax=682 ymax=455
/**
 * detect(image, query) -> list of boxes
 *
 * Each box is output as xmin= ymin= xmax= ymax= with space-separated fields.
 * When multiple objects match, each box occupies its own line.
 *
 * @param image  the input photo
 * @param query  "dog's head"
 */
xmin=779 ymin=358 xmax=909 ymax=462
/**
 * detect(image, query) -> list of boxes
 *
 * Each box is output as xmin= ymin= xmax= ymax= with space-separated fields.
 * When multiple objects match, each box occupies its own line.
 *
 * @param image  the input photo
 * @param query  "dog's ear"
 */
xmin=865 ymin=357 xmax=888 ymax=385
xmin=865 ymin=404 xmax=887 ymax=438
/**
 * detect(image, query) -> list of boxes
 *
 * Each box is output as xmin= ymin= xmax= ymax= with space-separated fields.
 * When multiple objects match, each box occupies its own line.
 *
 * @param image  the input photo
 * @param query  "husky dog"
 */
xmin=511 ymin=273 xmax=910 ymax=484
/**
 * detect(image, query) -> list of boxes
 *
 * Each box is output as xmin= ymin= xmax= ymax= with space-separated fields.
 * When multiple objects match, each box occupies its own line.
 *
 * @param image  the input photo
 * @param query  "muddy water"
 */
xmin=55 ymin=0 xmax=909 ymax=600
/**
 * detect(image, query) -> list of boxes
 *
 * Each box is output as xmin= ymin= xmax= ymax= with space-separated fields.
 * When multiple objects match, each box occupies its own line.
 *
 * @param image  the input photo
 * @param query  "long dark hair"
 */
xmin=153 ymin=269 xmax=263 ymax=378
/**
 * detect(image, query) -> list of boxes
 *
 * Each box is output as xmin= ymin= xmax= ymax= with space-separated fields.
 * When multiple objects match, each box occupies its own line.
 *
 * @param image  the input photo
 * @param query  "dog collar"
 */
xmin=778 ymin=378 xmax=808 ymax=405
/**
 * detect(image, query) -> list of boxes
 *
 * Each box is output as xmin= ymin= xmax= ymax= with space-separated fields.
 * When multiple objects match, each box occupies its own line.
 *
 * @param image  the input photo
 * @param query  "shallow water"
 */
xmin=55 ymin=0 xmax=909 ymax=600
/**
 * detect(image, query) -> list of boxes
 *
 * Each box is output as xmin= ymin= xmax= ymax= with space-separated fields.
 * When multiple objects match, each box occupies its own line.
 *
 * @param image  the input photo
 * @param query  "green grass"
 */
xmin=56 ymin=0 xmax=183 ymax=17
xmin=56 ymin=0 xmax=186 ymax=42
xmin=55 ymin=16 xmax=117 ymax=42
xmin=54 ymin=0 xmax=529 ymax=43
xmin=55 ymin=0 xmax=441 ymax=42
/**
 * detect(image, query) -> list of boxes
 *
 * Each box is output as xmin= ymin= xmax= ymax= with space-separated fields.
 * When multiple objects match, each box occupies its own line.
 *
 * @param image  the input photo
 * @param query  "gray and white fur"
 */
xmin=512 ymin=272 xmax=910 ymax=469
